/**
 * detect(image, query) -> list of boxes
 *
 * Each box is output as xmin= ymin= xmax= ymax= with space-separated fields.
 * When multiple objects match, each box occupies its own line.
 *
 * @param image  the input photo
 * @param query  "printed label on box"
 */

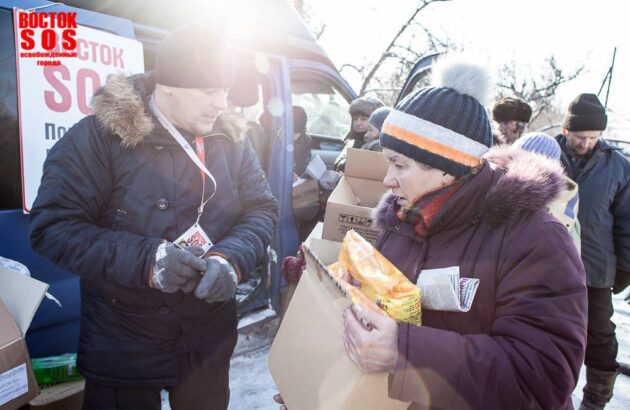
xmin=0 ymin=363 xmax=28 ymax=406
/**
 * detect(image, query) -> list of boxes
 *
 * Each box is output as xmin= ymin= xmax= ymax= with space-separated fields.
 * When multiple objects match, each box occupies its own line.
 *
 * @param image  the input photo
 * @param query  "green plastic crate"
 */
xmin=31 ymin=353 xmax=83 ymax=386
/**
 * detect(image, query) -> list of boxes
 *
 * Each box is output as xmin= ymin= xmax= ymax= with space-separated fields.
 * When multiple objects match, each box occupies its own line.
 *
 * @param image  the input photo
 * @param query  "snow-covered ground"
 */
xmin=166 ymin=292 xmax=630 ymax=409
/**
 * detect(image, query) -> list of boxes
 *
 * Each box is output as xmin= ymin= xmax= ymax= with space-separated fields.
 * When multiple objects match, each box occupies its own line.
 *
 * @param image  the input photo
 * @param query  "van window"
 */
xmin=0 ymin=9 xmax=21 ymax=210
xmin=291 ymin=72 xmax=350 ymax=140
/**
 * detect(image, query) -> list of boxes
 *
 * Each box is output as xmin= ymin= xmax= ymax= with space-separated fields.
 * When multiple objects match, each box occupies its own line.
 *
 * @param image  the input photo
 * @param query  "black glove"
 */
xmin=151 ymin=243 xmax=206 ymax=293
xmin=194 ymin=256 xmax=238 ymax=303
xmin=612 ymin=269 xmax=630 ymax=295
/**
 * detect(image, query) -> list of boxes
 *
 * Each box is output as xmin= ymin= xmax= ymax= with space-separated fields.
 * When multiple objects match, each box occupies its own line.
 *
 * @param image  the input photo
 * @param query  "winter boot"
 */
xmin=578 ymin=367 xmax=619 ymax=410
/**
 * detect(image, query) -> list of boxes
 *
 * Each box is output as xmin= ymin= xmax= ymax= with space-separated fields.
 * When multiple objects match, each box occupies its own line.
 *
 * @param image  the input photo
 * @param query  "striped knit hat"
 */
xmin=380 ymin=57 xmax=493 ymax=177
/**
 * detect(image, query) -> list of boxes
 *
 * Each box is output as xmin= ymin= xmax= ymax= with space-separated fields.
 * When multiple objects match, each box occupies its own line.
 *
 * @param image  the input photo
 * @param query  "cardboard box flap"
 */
xmin=0 ymin=298 xmax=21 ymax=348
xmin=0 ymin=266 xmax=49 ymax=336
xmin=345 ymin=148 xmax=387 ymax=181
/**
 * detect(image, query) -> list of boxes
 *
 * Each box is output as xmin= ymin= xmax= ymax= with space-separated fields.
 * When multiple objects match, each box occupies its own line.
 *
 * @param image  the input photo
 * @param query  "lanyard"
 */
xmin=150 ymin=95 xmax=217 ymax=222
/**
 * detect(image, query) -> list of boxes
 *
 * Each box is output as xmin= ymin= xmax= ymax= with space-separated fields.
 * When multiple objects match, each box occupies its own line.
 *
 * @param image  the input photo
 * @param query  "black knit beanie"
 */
xmin=562 ymin=93 xmax=607 ymax=131
xmin=155 ymin=24 xmax=235 ymax=89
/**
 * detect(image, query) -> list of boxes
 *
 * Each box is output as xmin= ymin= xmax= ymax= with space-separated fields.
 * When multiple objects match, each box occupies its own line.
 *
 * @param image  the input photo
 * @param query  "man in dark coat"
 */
xmin=341 ymin=57 xmax=587 ymax=409
xmin=555 ymin=93 xmax=630 ymax=410
xmin=28 ymin=25 xmax=278 ymax=410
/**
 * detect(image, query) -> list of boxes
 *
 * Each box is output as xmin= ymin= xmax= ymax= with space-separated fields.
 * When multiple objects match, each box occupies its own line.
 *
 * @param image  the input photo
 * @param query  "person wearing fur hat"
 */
xmin=491 ymin=96 xmax=532 ymax=144
xmin=555 ymin=93 xmax=630 ymax=410
xmin=512 ymin=132 xmax=581 ymax=251
xmin=28 ymin=24 xmax=278 ymax=409
xmin=333 ymin=96 xmax=384 ymax=171
xmin=340 ymin=57 xmax=587 ymax=409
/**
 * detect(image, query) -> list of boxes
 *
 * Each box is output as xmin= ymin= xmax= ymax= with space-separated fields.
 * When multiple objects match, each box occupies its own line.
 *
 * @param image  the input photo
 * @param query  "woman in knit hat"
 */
xmin=510 ymin=132 xmax=581 ymax=251
xmin=361 ymin=106 xmax=392 ymax=152
xmin=341 ymin=56 xmax=587 ymax=409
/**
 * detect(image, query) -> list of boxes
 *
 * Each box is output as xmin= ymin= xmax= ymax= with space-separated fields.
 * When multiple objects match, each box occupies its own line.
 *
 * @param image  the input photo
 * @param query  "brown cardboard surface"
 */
xmin=0 ymin=267 xmax=48 ymax=410
xmin=322 ymin=176 xmax=387 ymax=245
xmin=268 ymin=240 xmax=409 ymax=410
xmin=28 ymin=380 xmax=84 ymax=409
xmin=344 ymin=148 xmax=388 ymax=181
xmin=292 ymin=179 xmax=320 ymax=210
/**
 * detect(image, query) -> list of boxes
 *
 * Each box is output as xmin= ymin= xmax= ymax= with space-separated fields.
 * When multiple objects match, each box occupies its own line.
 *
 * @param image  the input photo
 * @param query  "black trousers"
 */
xmin=82 ymin=351 xmax=231 ymax=410
xmin=584 ymin=286 xmax=619 ymax=372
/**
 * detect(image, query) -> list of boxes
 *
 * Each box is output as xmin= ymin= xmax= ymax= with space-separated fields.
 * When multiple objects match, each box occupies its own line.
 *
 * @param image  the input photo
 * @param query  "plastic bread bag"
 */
xmin=336 ymin=230 xmax=421 ymax=325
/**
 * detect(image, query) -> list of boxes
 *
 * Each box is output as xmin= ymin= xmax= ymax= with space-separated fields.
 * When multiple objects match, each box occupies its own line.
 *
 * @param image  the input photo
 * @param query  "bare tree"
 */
xmin=497 ymin=56 xmax=584 ymax=127
xmin=359 ymin=0 xmax=452 ymax=97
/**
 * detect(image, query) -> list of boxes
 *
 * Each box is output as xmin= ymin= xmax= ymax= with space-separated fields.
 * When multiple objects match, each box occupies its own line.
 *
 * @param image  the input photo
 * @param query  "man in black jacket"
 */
xmin=29 ymin=24 xmax=278 ymax=410
xmin=556 ymin=93 xmax=630 ymax=410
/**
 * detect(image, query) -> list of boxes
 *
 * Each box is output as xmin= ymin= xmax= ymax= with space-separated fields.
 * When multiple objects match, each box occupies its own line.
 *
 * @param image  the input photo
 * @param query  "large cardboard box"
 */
xmin=323 ymin=148 xmax=388 ymax=245
xmin=268 ymin=239 xmax=409 ymax=410
xmin=0 ymin=266 xmax=48 ymax=410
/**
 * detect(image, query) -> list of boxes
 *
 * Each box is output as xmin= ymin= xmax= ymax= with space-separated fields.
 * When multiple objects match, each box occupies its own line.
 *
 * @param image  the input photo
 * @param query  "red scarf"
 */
xmin=396 ymin=180 xmax=466 ymax=236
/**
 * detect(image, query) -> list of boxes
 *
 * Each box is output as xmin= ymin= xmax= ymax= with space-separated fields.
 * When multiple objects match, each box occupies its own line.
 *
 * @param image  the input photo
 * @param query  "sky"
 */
xmin=307 ymin=0 xmax=629 ymax=137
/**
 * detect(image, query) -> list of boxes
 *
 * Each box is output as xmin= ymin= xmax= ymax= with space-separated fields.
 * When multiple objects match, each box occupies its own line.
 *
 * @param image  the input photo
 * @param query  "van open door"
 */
xmin=394 ymin=52 xmax=442 ymax=106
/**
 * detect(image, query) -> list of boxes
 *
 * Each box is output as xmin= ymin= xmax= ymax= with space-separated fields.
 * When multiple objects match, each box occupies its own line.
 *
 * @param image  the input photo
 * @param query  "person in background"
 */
xmin=510 ymin=132 xmax=581 ymax=251
xmin=361 ymin=106 xmax=392 ymax=152
xmin=334 ymin=96 xmax=384 ymax=171
xmin=555 ymin=93 xmax=630 ymax=410
xmin=28 ymin=24 xmax=278 ymax=410
xmin=491 ymin=96 xmax=532 ymax=145
xmin=341 ymin=56 xmax=586 ymax=409
xmin=291 ymin=106 xmax=312 ymax=178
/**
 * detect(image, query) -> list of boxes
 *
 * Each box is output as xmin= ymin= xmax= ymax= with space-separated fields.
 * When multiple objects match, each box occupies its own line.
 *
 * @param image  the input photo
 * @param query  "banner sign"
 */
xmin=13 ymin=8 xmax=145 ymax=212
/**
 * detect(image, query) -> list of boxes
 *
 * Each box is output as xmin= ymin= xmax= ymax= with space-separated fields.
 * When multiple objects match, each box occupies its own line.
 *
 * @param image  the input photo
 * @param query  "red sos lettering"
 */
xmin=18 ymin=12 xmax=77 ymax=51
xmin=44 ymin=64 xmax=101 ymax=115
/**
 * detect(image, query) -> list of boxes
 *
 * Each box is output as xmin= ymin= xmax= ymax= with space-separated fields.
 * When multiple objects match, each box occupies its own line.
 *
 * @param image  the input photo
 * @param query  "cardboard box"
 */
xmin=268 ymin=239 xmax=409 ymax=410
xmin=0 ymin=266 xmax=48 ymax=410
xmin=323 ymin=148 xmax=388 ymax=245
xmin=27 ymin=380 xmax=84 ymax=410
xmin=292 ymin=178 xmax=320 ymax=221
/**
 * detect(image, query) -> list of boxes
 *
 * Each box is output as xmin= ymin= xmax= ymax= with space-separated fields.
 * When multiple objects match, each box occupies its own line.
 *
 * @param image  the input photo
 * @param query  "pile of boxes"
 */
xmin=0 ymin=266 xmax=83 ymax=410
xmin=269 ymin=148 xmax=410 ymax=409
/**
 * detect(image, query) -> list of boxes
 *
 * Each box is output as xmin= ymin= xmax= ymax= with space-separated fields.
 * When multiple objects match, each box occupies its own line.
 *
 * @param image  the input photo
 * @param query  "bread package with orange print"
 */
xmin=336 ymin=229 xmax=421 ymax=325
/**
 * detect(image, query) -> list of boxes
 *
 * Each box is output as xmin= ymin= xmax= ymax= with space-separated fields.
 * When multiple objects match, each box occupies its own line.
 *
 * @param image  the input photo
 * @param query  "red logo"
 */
xmin=17 ymin=11 xmax=78 ymax=66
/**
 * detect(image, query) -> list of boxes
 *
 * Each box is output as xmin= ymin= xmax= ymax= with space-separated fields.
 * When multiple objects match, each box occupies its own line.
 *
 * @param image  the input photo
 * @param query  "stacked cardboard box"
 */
xmin=322 ymin=148 xmax=388 ymax=245
xmin=0 ymin=266 xmax=48 ymax=410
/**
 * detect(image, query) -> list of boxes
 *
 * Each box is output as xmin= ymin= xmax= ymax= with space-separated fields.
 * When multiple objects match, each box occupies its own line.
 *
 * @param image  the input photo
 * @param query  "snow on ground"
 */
xmin=166 ymin=293 xmax=630 ymax=409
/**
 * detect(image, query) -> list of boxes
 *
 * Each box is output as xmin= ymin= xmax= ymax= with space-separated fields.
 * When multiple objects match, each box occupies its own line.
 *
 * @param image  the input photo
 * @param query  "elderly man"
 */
xmin=29 ymin=24 xmax=278 ymax=410
xmin=555 ymin=93 xmax=630 ymax=410
xmin=491 ymin=96 xmax=532 ymax=144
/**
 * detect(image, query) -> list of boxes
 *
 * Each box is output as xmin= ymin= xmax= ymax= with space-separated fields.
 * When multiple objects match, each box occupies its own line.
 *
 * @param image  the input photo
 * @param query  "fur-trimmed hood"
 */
xmin=374 ymin=145 xmax=566 ymax=231
xmin=91 ymin=73 xmax=246 ymax=148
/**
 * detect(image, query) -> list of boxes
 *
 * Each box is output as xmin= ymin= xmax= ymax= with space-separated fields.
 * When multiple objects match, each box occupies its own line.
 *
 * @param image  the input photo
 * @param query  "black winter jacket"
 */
xmin=556 ymin=135 xmax=630 ymax=288
xmin=29 ymin=73 xmax=278 ymax=385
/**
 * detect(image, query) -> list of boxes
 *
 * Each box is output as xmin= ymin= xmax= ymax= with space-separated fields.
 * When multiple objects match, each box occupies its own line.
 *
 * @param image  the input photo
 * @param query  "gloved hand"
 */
xmin=181 ymin=246 xmax=206 ymax=293
xmin=151 ymin=243 xmax=206 ymax=293
xmin=194 ymin=256 xmax=238 ymax=303
xmin=612 ymin=269 xmax=630 ymax=295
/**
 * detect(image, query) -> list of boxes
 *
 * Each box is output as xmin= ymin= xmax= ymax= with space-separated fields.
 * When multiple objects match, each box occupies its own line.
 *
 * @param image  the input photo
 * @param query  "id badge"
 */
xmin=174 ymin=223 xmax=213 ymax=253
